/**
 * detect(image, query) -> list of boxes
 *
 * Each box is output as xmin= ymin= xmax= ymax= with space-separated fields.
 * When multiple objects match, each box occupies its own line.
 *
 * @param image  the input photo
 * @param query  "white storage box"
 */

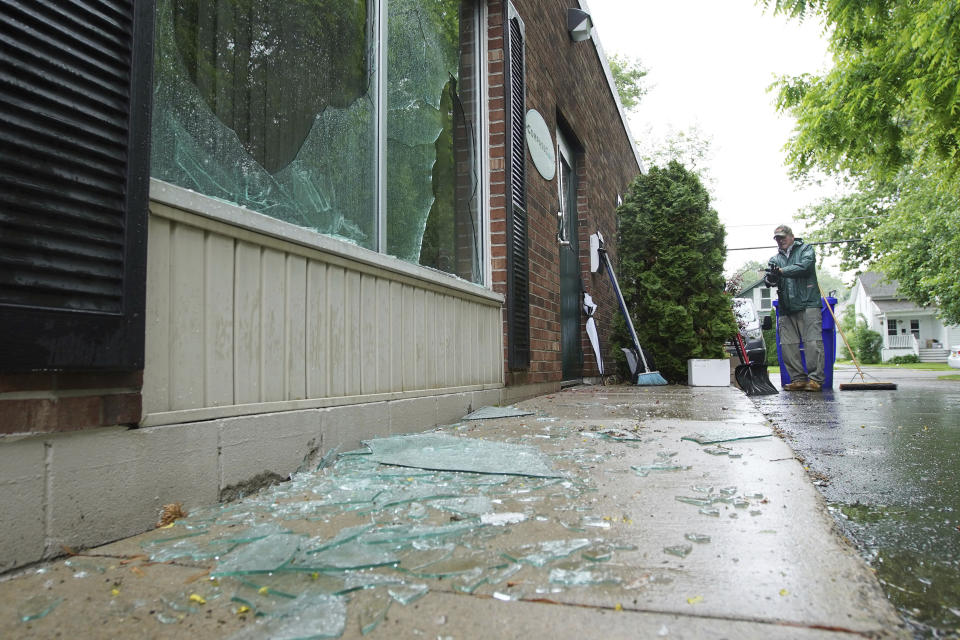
xmin=687 ymin=359 xmax=730 ymax=387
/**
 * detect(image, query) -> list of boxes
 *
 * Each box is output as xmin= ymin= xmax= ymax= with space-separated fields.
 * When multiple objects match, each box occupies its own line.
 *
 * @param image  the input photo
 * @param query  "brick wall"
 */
xmin=0 ymin=372 xmax=142 ymax=435
xmin=488 ymin=0 xmax=640 ymax=386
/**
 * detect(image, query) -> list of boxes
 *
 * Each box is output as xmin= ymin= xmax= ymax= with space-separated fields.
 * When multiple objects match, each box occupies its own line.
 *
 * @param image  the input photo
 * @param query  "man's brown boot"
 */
xmin=783 ymin=380 xmax=808 ymax=391
xmin=805 ymin=380 xmax=822 ymax=392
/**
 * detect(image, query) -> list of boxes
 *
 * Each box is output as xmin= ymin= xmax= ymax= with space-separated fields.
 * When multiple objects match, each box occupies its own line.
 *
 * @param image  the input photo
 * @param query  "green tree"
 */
xmin=613 ymin=161 xmax=737 ymax=382
xmin=765 ymin=0 xmax=960 ymax=323
xmin=608 ymin=54 xmax=648 ymax=111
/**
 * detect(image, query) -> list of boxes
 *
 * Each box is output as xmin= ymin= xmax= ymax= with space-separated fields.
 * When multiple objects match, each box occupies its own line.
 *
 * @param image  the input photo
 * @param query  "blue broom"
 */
xmin=595 ymin=233 xmax=667 ymax=386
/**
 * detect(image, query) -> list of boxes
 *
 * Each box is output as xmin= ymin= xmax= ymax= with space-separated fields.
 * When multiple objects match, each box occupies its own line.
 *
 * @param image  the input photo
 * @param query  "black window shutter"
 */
xmin=504 ymin=5 xmax=529 ymax=370
xmin=0 ymin=0 xmax=154 ymax=372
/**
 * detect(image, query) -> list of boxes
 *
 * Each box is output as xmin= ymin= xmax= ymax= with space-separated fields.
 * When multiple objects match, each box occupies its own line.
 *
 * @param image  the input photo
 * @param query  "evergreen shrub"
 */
xmin=612 ymin=162 xmax=737 ymax=383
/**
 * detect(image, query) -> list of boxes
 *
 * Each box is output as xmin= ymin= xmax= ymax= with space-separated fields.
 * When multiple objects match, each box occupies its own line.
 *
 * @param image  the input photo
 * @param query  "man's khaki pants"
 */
xmin=779 ymin=307 xmax=824 ymax=384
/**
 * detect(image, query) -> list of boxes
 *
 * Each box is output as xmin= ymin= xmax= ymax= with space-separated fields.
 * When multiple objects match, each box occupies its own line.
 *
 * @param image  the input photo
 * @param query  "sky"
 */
xmin=585 ymin=0 xmax=840 ymax=277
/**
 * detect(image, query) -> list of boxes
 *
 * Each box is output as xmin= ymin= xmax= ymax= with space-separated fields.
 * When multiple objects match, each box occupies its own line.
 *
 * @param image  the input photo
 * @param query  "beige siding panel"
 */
xmin=327 ymin=265 xmax=346 ymax=397
xmin=234 ymin=242 xmax=262 ymax=404
xmin=359 ymin=274 xmax=378 ymax=395
xmin=375 ymin=278 xmax=391 ymax=394
xmin=413 ymin=287 xmax=426 ymax=390
xmin=344 ymin=270 xmax=362 ymax=396
xmin=169 ymin=223 xmax=205 ymax=410
xmin=390 ymin=280 xmax=404 ymax=391
xmin=286 ymin=256 xmax=307 ymax=401
xmin=143 ymin=216 xmax=171 ymax=414
xmin=261 ymin=248 xmax=287 ymax=402
xmin=401 ymin=284 xmax=414 ymax=391
xmin=204 ymin=233 xmax=235 ymax=407
xmin=424 ymin=290 xmax=438 ymax=389
xmin=305 ymin=261 xmax=327 ymax=398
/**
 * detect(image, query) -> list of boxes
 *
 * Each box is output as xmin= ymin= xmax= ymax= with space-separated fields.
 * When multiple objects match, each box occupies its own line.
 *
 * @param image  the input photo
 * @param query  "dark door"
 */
xmin=558 ymin=131 xmax=582 ymax=380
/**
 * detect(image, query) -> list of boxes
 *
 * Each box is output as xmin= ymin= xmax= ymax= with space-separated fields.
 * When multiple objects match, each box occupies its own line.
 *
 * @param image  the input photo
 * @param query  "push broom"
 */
xmin=593 ymin=232 xmax=667 ymax=386
xmin=819 ymin=284 xmax=897 ymax=391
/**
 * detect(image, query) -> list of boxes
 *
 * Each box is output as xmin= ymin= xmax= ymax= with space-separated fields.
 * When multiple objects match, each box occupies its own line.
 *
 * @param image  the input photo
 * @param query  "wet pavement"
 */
xmin=752 ymin=366 xmax=960 ymax=638
xmin=0 ymin=384 xmax=906 ymax=639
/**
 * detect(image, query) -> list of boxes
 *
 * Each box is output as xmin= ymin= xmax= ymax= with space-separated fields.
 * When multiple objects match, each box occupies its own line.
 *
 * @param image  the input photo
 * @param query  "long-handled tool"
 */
xmin=818 ymin=284 xmax=897 ymax=391
xmin=732 ymin=330 xmax=778 ymax=395
xmin=593 ymin=232 xmax=667 ymax=386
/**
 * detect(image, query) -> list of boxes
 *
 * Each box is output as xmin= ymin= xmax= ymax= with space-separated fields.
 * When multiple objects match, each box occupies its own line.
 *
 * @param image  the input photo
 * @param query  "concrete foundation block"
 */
xmin=467 ymin=389 xmax=503 ymax=418
xmin=436 ymin=392 xmax=474 ymax=426
xmin=389 ymin=396 xmax=437 ymax=435
xmin=323 ymin=402 xmax=389 ymax=453
xmin=133 ymin=423 xmax=220 ymax=514
xmin=46 ymin=427 xmax=193 ymax=552
xmin=219 ymin=410 xmax=324 ymax=489
xmin=0 ymin=437 xmax=46 ymax=572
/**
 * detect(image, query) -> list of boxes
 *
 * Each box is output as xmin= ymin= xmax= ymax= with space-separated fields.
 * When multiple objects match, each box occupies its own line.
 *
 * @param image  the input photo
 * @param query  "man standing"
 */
xmin=766 ymin=225 xmax=824 ymax=391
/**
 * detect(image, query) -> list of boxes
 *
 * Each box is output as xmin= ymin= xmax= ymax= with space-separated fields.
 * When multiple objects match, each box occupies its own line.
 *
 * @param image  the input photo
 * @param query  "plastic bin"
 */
xmin=772 ymin=296 xmax=837 ymax=389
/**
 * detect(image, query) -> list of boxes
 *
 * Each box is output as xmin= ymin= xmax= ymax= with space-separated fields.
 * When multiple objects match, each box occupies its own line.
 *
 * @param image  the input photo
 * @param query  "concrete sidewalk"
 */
xmin=0 ymin=385 xmax=907 ymax=639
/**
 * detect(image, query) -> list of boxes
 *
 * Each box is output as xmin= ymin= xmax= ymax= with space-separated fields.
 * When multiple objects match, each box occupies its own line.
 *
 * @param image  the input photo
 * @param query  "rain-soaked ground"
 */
xmin=751 ymin=366 xmax=960 ymax=638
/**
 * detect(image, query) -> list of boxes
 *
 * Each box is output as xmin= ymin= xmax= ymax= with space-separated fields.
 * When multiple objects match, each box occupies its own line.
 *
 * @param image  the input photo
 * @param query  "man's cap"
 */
xmin=773 ymin=224 xmax=793 ymax=238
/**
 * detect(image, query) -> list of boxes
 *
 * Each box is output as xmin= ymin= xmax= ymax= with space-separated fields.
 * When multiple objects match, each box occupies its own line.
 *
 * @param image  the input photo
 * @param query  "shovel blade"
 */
xmin=735 ymin=364 xmax=778 ymax=396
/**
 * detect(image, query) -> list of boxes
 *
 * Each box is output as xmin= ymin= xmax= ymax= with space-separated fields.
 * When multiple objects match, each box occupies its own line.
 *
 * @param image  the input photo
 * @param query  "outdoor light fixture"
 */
xmin=567 ymin=8 xmax=593 ymax=42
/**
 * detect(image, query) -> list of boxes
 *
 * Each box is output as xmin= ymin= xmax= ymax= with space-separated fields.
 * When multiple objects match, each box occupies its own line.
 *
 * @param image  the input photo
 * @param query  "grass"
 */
xmin=938 ymin=374 xmax=960 ymax=381
xmin=833 ymin=359 xmax=954 ymax=372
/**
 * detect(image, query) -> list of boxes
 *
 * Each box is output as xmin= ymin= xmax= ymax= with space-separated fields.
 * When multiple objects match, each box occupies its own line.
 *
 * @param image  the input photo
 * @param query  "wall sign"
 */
xmin=525 ymin=109 xmax=556 ymax=181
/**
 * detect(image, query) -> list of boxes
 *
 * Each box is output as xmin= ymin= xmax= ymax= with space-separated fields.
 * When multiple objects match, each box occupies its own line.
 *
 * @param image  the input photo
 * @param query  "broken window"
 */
xmin=151 ymin=0 xmax=482 ymax=283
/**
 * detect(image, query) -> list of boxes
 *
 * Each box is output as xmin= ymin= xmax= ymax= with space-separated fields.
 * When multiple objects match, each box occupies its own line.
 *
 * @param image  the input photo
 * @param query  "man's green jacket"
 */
xmin=770 ymin=239 xmax=820 ymax=314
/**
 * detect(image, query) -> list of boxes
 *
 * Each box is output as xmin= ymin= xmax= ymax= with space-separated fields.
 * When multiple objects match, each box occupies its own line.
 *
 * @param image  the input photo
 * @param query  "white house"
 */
xmin=849 ymin=272 xmax=960 ymax=362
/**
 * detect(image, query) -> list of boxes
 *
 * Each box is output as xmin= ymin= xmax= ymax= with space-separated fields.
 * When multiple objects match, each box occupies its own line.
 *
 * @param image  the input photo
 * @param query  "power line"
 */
xmin=727 ymin=239 xmax=859 ymax=251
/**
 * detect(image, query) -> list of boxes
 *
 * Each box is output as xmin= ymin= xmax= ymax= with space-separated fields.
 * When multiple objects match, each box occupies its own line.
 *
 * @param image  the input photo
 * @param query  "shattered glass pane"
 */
xmin=363 ymin=433 xmax=561 ymax=477
xmin=152 ymin=0 xmax=376 ymax=249
xmin=462 ymin=406 xmax=536 ymax=420
xmin=354 ymin=588 xmax=392 ymax=635
xmin=548 ymin=567 xmax=621 ymax=586
xmin=387 ymin=583 xmax=429 ymax=605
xmin=387 ymin=0 xmax=482 ymax=281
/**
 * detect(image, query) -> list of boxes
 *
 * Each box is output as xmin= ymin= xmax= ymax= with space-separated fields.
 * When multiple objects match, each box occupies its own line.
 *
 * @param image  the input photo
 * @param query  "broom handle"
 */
xmin=817 ymin=285 xmax=867 ymax=383
xmin=600 ymin=248 xmax=651 ymax=374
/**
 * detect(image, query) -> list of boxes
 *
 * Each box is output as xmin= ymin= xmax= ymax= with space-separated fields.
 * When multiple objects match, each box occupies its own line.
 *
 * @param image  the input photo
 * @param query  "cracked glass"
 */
xmin=152 ymin=0 xmax=482 ymax=283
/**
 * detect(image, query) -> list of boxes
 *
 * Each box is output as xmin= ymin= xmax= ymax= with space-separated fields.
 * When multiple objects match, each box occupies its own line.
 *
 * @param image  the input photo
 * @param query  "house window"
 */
xmin=887 ymin=319 xmax=897 ymax=336
xmin=151 ymin=0 xmax=483 ymax=283
xmin=759 ymin=288 xmax=771 ymax=311
xmin=910 ymin=319 xmax=920 ymax=338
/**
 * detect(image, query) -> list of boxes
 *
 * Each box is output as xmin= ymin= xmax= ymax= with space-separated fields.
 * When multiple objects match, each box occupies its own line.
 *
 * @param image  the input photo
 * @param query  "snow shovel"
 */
xmin=733 ymin=331 xmax=778 ymax=396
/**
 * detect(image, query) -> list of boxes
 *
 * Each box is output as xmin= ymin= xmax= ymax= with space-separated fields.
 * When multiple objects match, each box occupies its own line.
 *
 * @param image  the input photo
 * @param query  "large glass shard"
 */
xmin=431 ymin=496 xmax=494 ymax=516
xmin=212 ymin=534 xmax=303 ymax=576
xmin=354 ymin=588 xmax=392 ymax=635
xmin=363 ymin=433 xmax=561 ymax=478
xmin=304 ymin=524 xmax=376 ymax=555
xmin=359 ymin=522 xmax=480 ymax=545
xmin=387 ymin=583 xmax=429 ymax=605
xmin=222 ymin=523 xmax=293 ymax=543
xmin=462 ymin=407 xmax=535 ymax=420
xmin=227 ymin=594 xmax=347 ymax=640
xmin=681 ymin=428 xmax=771 ymax=444
xmin=289 ymin=541 xmax=399 ymax=572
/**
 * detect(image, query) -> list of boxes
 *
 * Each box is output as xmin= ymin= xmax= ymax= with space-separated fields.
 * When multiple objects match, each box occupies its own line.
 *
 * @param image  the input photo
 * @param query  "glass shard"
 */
xmin=363 ymin=433 xmax=561 ymax=477
xmin=681 ymin=428 xmax=771 ymax=444
xmin=212 ymin=534 xmax=303 ymax=576
xmin=663 ymin=544 xmax=693 ymax=558
xmin=227 ymin=593 xmax=347 ymax=640
xmin=18 ymin=594 xmax=63 ymax=623
xmin=462 ymin=407 xmax=535 ymax=420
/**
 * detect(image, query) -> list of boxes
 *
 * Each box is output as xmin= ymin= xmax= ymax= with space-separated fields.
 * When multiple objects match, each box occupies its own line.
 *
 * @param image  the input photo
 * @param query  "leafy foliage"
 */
xmin=765 ymin=0 xmax=960 ymax=324
xmin=888 ymin=354 xmax=920 ymax=364
xmin=607 ymin=54 xmax=648 ymax=111
xmin=613 ymin=162 xmax=737 ymax=383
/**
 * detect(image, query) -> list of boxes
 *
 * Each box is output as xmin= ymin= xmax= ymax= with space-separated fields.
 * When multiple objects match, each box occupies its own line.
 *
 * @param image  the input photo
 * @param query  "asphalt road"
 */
xmin=750 ymin=366 xmax=960 ymax=637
